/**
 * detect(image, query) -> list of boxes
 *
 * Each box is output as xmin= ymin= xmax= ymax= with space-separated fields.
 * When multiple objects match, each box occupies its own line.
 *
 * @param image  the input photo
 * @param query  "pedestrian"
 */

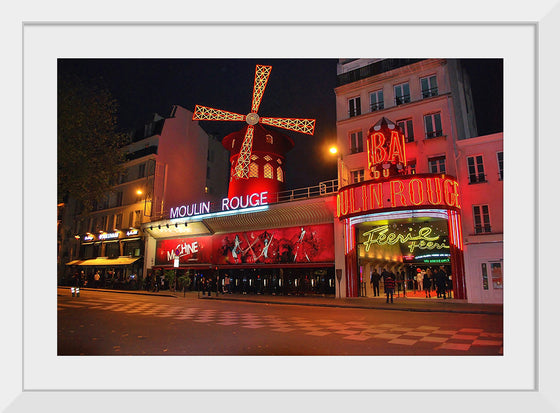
xmin=370 ymin=268 xmax=381 ymax=297
xmin=224 ymin=274 xmax=231 ymax=293
xmin=384 ymin=273 xmax=395 ymax=303
xmin=94 ymin=271 xmax=100 ymax=288
xmin=423 ymin=270 xmax=431 ymax=298
xmin=395 ymin=270 xmax=403 ymax=297
xmin=400 ymin=270 xmax=407 ymax=297
xmin=436 ymin=266 xmax=447 ymax=299
xmin=206 ymin=276 xmax=213 ymax=297
xmin=417 ymin=268 xmax=424 ymax=292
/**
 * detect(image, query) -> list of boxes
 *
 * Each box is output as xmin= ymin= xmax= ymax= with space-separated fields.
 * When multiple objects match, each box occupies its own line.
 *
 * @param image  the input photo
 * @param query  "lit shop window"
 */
xmin=497 ymin=151 xmax=503 ymax=180
xmin=394 ymin=82 xmax=410 ymax=105
xmin=249 ymin=162 xmax=259 ymax=178
xmin=428 ymin=155 xmax=446 ymax=174
xmin=369 ymin=89 xmax=384 ymax=111
xmin=424 ymin=113 xmax=443 ymax=138
xmin=397 ymin=119 xmax=414 ymax=143
xmin=351 ymin=169 xmax=365 ymax=183
xmin=467 ymin=155 xmax=486 ymax=183
xmin=264 ymin=163 xmax=274 ymax=179
xmin=277 ymin=167 xmax=284 ymax=182
xmin=348 ymin=96 xmax=361 ymax=117
xmin=473 ymin=204 xmax=491 ymax=234
xmin=421 ymin=75 xmax=438 ymax=98
xmin=350 ymin=130 xmax=363 ymax=154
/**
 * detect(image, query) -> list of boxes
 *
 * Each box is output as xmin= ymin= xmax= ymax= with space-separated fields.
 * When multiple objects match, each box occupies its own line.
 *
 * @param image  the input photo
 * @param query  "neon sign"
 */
xmin=126 ymin=229 xmax=139 ymax=236
xmin=362 ymin=224 xmax=449 ymax=253
xmin=337 ymin=174 xmax=460 ymax=219
xmin=99 ymin=232 xmax=119 ymax=240
xmin=170 ymin=191 xmax=269 ymax=219
xmin=84 ymin=234 xmax=94 ymax=241
xmin=167 ymin=241 xmax=199 ymax=262
xmin=366 ymin=117 xmax=407 ymax=179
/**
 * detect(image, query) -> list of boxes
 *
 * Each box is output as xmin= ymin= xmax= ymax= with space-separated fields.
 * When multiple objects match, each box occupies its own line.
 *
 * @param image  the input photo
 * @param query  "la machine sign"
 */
xmin=170 ymin=191 xmax=269 ymax=219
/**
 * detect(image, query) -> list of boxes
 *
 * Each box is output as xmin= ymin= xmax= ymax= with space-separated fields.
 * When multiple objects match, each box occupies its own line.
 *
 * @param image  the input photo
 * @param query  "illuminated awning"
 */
xmin=65 ymin=257 xmax=141 ymax=266
xmin=143 ymin=196 xmax=336 ymax=239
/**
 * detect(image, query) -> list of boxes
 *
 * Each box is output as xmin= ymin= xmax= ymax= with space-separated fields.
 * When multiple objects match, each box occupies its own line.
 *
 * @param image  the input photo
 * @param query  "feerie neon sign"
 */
xmin=170 ymin=191 xmax=269 ymax=219
xmin=362 ymin=224 xmax=449 ymax=253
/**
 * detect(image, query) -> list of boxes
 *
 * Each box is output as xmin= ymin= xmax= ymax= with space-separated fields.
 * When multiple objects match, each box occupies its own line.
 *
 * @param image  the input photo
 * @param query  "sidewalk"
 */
xmin=59 ymin=286 xmax=502 ymax=315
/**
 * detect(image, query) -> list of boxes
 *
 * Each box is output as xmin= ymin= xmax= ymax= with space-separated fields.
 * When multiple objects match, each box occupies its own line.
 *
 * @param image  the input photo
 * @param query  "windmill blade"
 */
xmin=259 ymin=117 xmax=316 ymax=135
xmin=192 ymin=105 xmax=245 ymax=122
xmin=251 ymin=65 xmax=272 ymax=113
xmin=233 ymin=125 xmax=255 ymax=179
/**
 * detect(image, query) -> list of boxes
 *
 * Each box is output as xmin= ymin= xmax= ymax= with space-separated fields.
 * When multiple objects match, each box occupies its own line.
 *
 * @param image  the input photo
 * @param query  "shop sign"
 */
xmin=169 ymin=191 xmax=269 ymax=219
xmin=126 ymin=229 xmax=139 ymax=236
xmin=84 ymin=234 xmax=94 ymax=241
xmin=99 ymin=232 xmax=119 ymax=240
xmin=155 ymin=236 xmax=212 ymax=266
xmin=337 ymin=174 xmax=460 ymax=219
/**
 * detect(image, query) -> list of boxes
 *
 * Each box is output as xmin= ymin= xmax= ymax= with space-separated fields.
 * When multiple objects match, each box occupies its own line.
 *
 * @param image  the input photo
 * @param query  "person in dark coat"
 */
xmin=384 ymin=273 xmax=395 ymax=303
xmin=370 ymin=269 xmax=381 ymax=297
xmin=436 ymin=266 xmax=447 ymax=299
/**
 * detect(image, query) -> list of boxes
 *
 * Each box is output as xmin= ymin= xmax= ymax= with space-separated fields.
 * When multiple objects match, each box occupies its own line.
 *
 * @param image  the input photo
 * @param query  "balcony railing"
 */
xmin=421 ymin=87 xmax=439 ymax=99
xmin=469 ymin=174 xmax=487 ymax=184
xmin=270 ymin=179 xmax=339 ymax=203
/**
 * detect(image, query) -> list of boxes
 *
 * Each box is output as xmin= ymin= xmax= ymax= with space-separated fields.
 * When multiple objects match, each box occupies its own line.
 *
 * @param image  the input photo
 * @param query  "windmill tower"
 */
xmin=192 ymin=64 xmax=316 ymax=198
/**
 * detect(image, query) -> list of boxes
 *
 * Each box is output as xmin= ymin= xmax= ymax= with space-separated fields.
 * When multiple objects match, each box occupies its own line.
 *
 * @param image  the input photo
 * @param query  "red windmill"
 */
xmin=192 ymin=64 xmax=316 ymax=198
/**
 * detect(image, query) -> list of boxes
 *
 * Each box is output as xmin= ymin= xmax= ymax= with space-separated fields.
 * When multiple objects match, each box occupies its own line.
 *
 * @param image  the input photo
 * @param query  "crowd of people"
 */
xmin=370 ymin=266 xmax=451 ymax=303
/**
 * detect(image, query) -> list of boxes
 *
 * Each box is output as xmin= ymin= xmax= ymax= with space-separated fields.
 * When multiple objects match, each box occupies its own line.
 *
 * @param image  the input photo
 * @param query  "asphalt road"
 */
xmin=57 ymin=290 xmax=503 ymax=356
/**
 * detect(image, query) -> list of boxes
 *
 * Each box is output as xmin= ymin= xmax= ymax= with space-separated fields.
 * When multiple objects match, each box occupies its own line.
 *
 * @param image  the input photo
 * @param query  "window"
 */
xmin=467 ymin=155 xmax=486 ymax=183
xmin=138 ymin=163 xmax=145 ymax=179
xmin=107 ymin=215 xmax=115 ymax=231
xmin=394 ymin=83 xmax=410 ymax=105
xmin=277 ymin=167 xmax=284 ymax=182
xmin=351 ymin=169 xmax=365 ymax=183
xmin=134 ymin=210 xmax=142 ymax=227
xmin=397 ymin=119 xmax=414 ymax=142
xmin=348 ymin=96 xmax=361 ymax=117
xmin=128 ymin=211 xmax=134 ymax=228
xmin=249 ymin=162 xmax=259 ymax=178
xmin=115 ymin=214 xmax=122 ymax=229
xmin=406 ymin=161 xmax=417 ymax=175
xmin=473 ymin=204 xmax=491 ymax=233
xmin=369 ymin=89 xmax=384 ymax=111
xmin=497 ymin=151 xmax=503 ymax=180
xmin=349 ymin=131 xmax=364 ymax=154
xmin=265 ymin=134 xmax=274 ymax=144
xmin=116 ymin=191 xmax=123 ymax=207
xmin=264 ymin=163 xmax=274 ymax=179
xmin=421 ymin=75 xmax=438 ymax=98
xmin=424 ymin=113 xmax=443 ymax=138
xmin=100 ymin=216 xmax=107 ymax=232
xmin=428 ymin=156 xmax=446 ymax=174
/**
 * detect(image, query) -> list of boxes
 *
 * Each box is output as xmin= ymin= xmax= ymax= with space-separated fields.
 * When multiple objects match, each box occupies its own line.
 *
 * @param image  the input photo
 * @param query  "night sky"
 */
xmin=57 ymin=58 xmax=502 ymax=190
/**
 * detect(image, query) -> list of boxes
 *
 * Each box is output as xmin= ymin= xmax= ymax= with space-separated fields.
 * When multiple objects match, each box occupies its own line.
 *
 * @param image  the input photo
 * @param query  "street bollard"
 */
xmin=76 ymin=287 xmax=80 ymax=297
xmin=71 ymin=287 xmax=75 ymax=297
